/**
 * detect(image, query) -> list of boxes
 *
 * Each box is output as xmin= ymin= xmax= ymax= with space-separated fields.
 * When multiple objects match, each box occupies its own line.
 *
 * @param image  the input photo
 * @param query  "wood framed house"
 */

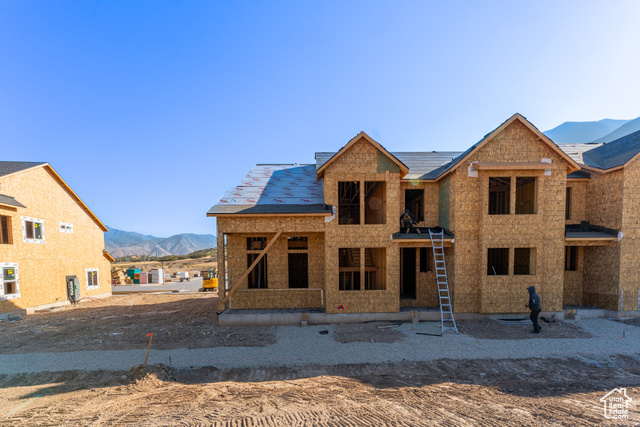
xmin=209 ymin=114 xmax=638 ymax=316
xmin=0 ymin=162 xmax=112 ymax=316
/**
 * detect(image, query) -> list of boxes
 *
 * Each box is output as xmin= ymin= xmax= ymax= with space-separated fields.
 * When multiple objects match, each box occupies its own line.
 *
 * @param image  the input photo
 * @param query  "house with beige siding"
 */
xmin=208 ymin=114 xmax=638 ymax=318
xmin=0 ymin=162 xmax=112 ymax=316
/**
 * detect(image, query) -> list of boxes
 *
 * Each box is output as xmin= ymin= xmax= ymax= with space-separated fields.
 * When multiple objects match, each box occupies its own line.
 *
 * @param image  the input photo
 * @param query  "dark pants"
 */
xmin=402 ymin=221 xmax=420 ymax=234
xmin=530 ymin=309 xmax=541 ymax=332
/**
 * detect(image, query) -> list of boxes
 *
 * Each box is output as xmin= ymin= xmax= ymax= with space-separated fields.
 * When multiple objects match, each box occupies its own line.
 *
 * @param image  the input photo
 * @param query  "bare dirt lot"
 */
xmin=0 ymin=294 xmax=274 ymax=354
xmin=1 ymin=294 xmax=638 ymax=425
xmin=1 ymin=357 xmax=639 ymax=425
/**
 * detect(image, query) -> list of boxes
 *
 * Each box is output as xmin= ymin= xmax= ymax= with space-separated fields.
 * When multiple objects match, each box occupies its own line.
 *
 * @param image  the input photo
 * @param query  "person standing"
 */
xmin=526 ymin=286 xmax=541 ymax=333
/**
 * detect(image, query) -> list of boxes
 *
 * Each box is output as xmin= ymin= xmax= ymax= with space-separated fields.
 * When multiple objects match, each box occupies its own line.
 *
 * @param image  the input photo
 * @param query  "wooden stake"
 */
xmin=144 ymin=333 xmax=153 ymax=365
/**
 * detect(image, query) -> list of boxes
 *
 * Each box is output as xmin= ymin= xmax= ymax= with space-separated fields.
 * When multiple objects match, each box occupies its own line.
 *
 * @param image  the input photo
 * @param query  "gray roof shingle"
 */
xmin=581 ymin=129 xmax=640 ymax=170
xmin=0 ymin=161 xmax=46 ymax=177
xmin=0 ymin=194 xmax=26 ymax=208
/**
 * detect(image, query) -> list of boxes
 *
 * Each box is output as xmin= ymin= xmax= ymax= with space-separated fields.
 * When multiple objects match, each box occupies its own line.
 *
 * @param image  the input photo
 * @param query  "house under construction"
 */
xmin=208 ymin=114 xmax=640 ymax=318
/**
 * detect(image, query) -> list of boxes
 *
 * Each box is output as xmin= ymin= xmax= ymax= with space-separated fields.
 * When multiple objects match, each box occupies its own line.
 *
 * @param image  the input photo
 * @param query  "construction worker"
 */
xmin=400 ymin=209 xmax=421 ymax=234
xmin=525 ymin=286 xmax=542 ymax=333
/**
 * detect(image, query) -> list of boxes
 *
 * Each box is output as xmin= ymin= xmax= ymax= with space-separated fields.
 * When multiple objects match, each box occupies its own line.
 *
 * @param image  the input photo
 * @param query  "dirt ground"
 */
xmin=0 ymin=294 xmax=274 ymax=354
xmin=457 ymin=318 xmax=593 ymax=340
xmin=1 ymin=294 xmax=639 ymax=425
xmin=1 ymin=357 xmax=638 ymax=425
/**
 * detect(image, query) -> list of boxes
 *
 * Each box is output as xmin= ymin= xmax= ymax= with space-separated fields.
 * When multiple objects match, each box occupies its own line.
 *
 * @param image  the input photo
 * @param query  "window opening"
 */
xmin=489 ymin=178 xmax=510 ymax=215
xmin=516 ymin=177 xmax=536 ymax=214
xmin=487 ymin=248 xmax=509 ymax=275
xmin=338 ymin=182 xmax=360 ymax=225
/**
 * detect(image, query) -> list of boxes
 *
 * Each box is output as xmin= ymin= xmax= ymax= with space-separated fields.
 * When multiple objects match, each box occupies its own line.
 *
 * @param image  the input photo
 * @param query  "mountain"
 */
xmin=544 ymin=118 xmax=630 ymax=144
xmin=104 ymin=227 xmax=216 ymax=257
xmin=592 ymin=116 xmax=640 ymax=143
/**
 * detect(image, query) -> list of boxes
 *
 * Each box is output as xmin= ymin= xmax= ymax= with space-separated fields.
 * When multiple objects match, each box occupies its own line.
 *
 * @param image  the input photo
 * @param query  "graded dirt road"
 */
xmin=1 ymin=357 xmax=638 ymax=425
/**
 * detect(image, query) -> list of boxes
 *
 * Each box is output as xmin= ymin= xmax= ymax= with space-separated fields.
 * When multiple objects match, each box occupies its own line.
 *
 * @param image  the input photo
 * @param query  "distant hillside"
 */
xmin=544 ymin=118 xmax=630 ymax=144
xmin=592 ymin=116 xmax=640 ymax=143
xmin=105 ymin=227 xmax=217 ymax=257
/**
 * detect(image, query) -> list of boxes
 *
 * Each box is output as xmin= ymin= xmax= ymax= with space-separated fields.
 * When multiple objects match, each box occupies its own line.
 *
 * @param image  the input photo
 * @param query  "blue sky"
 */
xmin=2 ymin=1 xmax=639 ymax=236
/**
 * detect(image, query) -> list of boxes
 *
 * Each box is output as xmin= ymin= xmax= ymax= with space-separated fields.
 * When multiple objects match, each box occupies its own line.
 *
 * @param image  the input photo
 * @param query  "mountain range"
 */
xmin=544 ymin=116 xmax=640 ymax=144
xmin=104 ymin=227 xmax=217 ymax=257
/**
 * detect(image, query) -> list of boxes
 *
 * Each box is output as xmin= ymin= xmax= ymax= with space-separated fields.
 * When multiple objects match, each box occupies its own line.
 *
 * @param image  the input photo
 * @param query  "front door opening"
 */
xmin=400 ymin=248 xmax=416 ymax=299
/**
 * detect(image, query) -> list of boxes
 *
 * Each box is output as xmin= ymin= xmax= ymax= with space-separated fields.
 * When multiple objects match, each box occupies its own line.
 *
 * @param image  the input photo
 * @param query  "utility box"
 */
xmin=67 ymin=278 xmax=80 ymax=303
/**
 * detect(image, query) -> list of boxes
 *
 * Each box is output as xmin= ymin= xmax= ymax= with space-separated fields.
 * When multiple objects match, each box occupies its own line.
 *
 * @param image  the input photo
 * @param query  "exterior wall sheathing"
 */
xmin=582 ymin=170 xmax=624 ymax=310
xmin=620 ymin=156 xmax=640 ymax=311
xmin=450 ymin=121 xmax=568 ymax=314
xmin=322 ymin=139 xmax=401 ymax=314
xmin=0 ymin=167 xmax=111 ymax=314
xmin=216 ymin=216 xmax=326 ymax=310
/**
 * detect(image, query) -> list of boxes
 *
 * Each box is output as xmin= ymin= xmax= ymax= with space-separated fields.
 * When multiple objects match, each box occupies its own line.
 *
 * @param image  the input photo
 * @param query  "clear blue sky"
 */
xmin=2 ymin=1 xmax=639 ymax=237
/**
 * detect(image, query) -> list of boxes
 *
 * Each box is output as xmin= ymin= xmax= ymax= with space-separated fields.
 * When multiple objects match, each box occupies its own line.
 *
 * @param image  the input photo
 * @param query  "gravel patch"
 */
xmin=0 ymin=318 xmax=638 ymax=375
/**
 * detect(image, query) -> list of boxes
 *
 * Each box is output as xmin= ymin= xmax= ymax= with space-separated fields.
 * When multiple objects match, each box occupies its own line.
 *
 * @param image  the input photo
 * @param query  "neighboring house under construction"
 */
xmin=208 ymin=114 xmax=640 ymax=316
xmin=0 ymin=162 xmax=113 ymax=316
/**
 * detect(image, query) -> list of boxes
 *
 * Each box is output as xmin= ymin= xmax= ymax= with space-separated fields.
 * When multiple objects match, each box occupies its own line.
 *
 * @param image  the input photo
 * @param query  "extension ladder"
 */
xmin=429 ymin=228 xmax=458 ymax=335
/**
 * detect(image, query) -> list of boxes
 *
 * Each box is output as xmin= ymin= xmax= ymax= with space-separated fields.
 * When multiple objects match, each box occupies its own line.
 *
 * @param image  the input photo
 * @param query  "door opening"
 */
xmin=400 ymin=248 xmax=417 ymax=299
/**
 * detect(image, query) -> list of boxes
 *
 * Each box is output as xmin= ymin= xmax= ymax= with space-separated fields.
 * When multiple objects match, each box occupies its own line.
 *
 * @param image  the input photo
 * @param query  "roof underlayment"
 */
xmin=208 ymin=164 xmax=330 ymax=215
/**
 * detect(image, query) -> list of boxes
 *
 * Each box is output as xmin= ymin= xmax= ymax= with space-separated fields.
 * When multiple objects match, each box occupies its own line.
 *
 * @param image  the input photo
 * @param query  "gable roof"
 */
xmin=581 ymin=129 xmax=640 ymax=171
xmin=0 ymin=161 xmax=108 ymax=232
xmin=422 ymin=114 xmax=581 ymax=181
xmin=316 ymin=132 xmax=409 ymax=178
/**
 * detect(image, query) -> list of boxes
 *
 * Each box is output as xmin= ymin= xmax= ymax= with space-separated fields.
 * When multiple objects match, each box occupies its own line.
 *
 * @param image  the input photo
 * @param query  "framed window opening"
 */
xmin=364 ymin=248 xmax=386 ymax=290
xmin=86 ymin=268 xmax=99 ymax=289
xmin=288 ymin=236 xmax=308 ymax=288
xmin=0 ymin=263 xmax=19 ymax=300
xmin=339 ymin=248 xmax=360 ymax=290
xmin=364 ymin=181 xmax=386 ymax=224
xmin=419 ymin=247 xmax=432 ymax=273
xmin=22 ymin=216 xmax=45 ymax=244
xmin=0 ymin=215 xmax=12 ymax=244
xmin=515 ymin=177 xmax=537 ymax=214
xmin=338 ymin=182 xmax=360 ymax=225
xmin=565 ymin=187 xmax=572 ymax=220
xmin=487 ymin=248 xmax=509 ymax=275
xmin=247 ymin=254 xmax=268 ymax=288
xmin=489 ymin=178 xmax=510 ymax=215
xmin=514 ymin=248 xmax=536 ymax=275
xmin=565 ymin=246 xmax=578 ymax=271
xmin=246 ymin=237 xmax=266 ymax=250
xmin=58 ymin=222 xmax=73 ymax=233
xmin=405 ymin=189 xmax=425 ymax=222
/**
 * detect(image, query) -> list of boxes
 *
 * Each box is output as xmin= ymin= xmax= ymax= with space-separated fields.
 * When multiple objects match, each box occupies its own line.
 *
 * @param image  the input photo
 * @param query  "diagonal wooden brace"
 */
xmin=219 ymin=230 xmax=282 ymax=307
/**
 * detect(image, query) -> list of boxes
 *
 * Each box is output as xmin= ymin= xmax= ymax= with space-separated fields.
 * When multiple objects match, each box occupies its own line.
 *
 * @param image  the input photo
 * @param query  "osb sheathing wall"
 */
xmin=565 ymin=181 xmax=586 ymax=225
xmin=0 ymin=166 xmax=111 ymax=314
xmin=216 ymin=216 xmax=326 ymax=310
xmin=322 ymin=138 xmax=401 ymax=314
xmin=563 ymin=246 xmax=584 ymax=306
xmin=620 ymin=156 xmax=640 ymax=311
xmin=450 ymin=120 xmax=568 ymax=313
xmin=581 ymin=169 xmax=624 ymax=310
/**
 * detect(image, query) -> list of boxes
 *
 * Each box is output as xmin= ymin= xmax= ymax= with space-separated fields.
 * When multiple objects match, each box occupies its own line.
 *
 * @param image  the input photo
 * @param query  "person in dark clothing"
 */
xmin=525 ymin=286 xmax=541 ymax=333
xmin=400 ymin=209 xmax=421 ymax=234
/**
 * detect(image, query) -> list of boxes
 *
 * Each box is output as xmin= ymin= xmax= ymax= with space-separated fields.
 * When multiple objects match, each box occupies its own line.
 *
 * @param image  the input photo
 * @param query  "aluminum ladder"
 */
xmin=429 ymin=228 xmax=458 ymax=335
